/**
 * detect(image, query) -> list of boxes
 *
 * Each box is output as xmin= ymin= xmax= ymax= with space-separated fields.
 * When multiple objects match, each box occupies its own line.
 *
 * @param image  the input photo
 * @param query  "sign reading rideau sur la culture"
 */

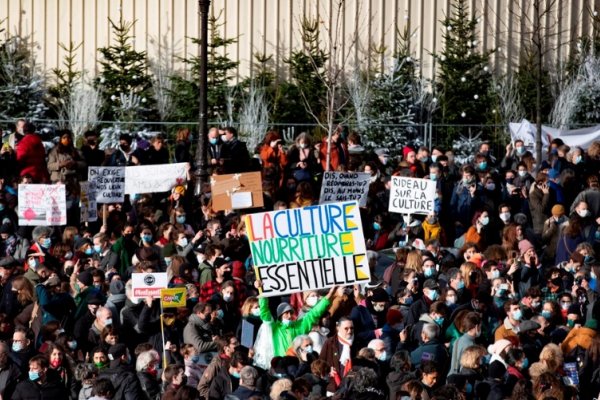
xmin=245 ymin=201 xmax=371 ymax=297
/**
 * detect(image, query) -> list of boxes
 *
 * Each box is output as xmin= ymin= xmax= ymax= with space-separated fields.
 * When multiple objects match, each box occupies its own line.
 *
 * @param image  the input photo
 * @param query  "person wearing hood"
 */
xmin=111 ymin=224 xmax=138 ymax=277
xmin=0 ymin=222 xmax=29 ymax=263
xmin=350 ymin=287 xmax=390 ymax=349
xmin=97 ymin=343 xmax=145 ymax=399
xmin=542 ymin=205 xmax=567 ymax=266
xmin=104 ymin=280 xmax=126 ymax=330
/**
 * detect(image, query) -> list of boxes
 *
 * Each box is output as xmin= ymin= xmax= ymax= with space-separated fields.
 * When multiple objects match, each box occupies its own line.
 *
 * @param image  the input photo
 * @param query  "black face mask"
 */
xmin=123 ymin=233 xmax=134 ymax=241
xmin=120 ymin=144 xmax=130 ymax=152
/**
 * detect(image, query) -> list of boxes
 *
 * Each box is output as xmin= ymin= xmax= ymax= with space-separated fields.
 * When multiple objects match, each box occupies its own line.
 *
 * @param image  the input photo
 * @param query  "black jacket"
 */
xmin=136 ymin=371 xmax=161 ymax=400
xmin=12 ymin=375 xmax=67 ymax=400
xmin=98 ymin=364 xmax=144 ymax=400
xmin=209 ymin=368 xmax=239 ymax=400
xmin=221 ymin=139 xmax=250 ymax=173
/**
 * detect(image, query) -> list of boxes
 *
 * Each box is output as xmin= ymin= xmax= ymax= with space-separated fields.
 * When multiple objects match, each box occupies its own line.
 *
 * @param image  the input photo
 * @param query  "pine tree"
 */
xmin=96 ymin=13 xmax=155 ymax=123
xmin=435 ymin=0 xmax=494 ymax=130
xmin=169 ymin=10 xmax=239 ymax=123
xmin=0 ymin=30 xmax=47 ymax=121
xmin=46 ymin=41 xmax=83 ymax=124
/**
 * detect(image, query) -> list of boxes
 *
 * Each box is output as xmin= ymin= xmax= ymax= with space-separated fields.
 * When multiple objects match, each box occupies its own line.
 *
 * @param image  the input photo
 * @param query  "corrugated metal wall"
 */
xmin=1 ymin=0 xmax=597 ymax=81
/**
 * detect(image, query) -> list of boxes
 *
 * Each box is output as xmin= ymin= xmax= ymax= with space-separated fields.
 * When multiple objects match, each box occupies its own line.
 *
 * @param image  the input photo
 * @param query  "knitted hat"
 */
xmin=402 ymin=146 xmax=415 ymax=160
xmin=276 ymin=303 xmax=293 ymax=318
xmin=370 ymin=288 xmax=389 ymax=303
xmin=386 ymin=308 xmax=403 ymax=326
xmin=487 ymin=339 xmax=512 ymax=356
xmin=77 ymin=270 xmax=93 ymax=287
xmin=518 ymin=240 xmax=535 ymax=256
xmin=551 ymin=204 xmax=565 ymax=217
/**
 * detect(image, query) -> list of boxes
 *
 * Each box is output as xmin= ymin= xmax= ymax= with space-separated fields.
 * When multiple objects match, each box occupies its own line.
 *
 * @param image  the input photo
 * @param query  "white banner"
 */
xmin=18 ymin=184 xmax=67 ymax=226
xmin=509 ymin=119 xmax=599 ymax=155
xmin=125 ymin=163 xmax=187 ymax=194
xmin=319 ymin=171 xmax=371 ymax=207
xmin=388 ymin=176 xmax=436 ymax=215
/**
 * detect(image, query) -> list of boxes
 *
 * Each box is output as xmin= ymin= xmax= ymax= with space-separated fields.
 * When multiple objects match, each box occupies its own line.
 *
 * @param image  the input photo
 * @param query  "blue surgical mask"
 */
xmin=512 ymin=309 xmax=523 ymax=321
xmin=403 ymin=297 xmax=413 ymax=305
xmin=541 ymin=311 xmax=552 ymax=320
xmin=424 ymin=268 xmax=435 ymax=278
xmin=41 ymin=238 xmax=51 ymax=249
xmin=12 ymin=342 xmax=23 ymax=352
xmin=491 ymin=270 xmax=500 ymax=279
xmin=209 ymin=138 xmax=218 ymax=145
xmin=478 ymin=161 xmax=487 ymax=170
xmin=178 ymin=238 xmax=188 ymax=247
xmin=191 ymin=354 xmax=200 ymax=364
xmin=518 ymin=170 xmax=527 ymax=177
xmin=28 ymin=258 xmax=38 ymax=269
xmin=373 ymin=222 xmax=381 ymax=231
xmin=517 ymin=146 xmax=526 ymax=155
xmin=28 ymin=371 xmax=40 ymax=381
xmin=429 ymin=173 xmax=437 ymax=181
xmin=68 ymin=340 xmax=77 ymax=350
xmin=232 ymin=371 xmax=241 ymax=378
xmin=431 ymin=155 xmax=438 ymax=163
xmin=377 ymin=351 xmax=388 ymax=361
xmin=176 ymin=216 xmax=186 ymax=224
xmin=433 ymin=316 xmax=444 ymax=326
xmin=282 ymin=319 xmax=291 ymax=326
xmin=304 ymin=345 xmax=313 ymax=354
xmin=457 ymin=280 xmax=465 ymax=290
xmin=575 ymin=155 xmax=583 ymax=164
xmin=216 ymin=309 xmax=224 ymax=320
xmin=480 ymin=216 xmax=490 ymax=226
xmin=142 ymin=234 xmax=153 ymax=243
xmin=428 ymin=290 xmax=439 ymax=301
xmin=84 ymin=248 xmax=94 ymax=256
xmin=521 ymin=358 xmax=529 ymax=369
xmin=93 ymin=245 xmax=102 ymax=254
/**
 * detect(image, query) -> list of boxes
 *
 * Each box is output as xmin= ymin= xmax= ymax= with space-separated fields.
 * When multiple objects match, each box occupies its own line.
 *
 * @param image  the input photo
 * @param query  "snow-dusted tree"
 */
xmin=238 ymin=83 xmax=270 ymax=152
xmin=0 ymin=32 xmax=47 ymax=121
xmin=346 ymin=66 xmax=370 ymax=134
xmin=148 ymin=33 xmax=178 ymax=122
xmin=67 ymin=82 xmax=101 ymax=142
xmin=453 ymin=131 xmax=483 ymax=165
xmin=492 ymin=74 xmax=525 ymax=126
xmin=551 ymin=54 xmax=600 ymax=128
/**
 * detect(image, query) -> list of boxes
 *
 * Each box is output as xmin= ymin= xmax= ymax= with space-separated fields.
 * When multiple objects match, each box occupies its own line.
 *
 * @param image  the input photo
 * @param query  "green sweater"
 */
xmin=259 ymin=296 xmax=331 ymax=357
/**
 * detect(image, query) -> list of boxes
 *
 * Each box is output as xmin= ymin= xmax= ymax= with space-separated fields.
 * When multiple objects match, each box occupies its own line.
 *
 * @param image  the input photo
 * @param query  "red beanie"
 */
xmin=386 ymin=308 xmax=403 ymax=326
xmin=403 ymin=146 xmax=415 ymax=160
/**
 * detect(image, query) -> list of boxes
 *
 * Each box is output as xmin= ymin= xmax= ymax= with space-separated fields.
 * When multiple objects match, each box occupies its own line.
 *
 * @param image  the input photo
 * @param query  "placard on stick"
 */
xmin=388 ymin=176 xmax=436 ymax=215
xmin=211 ymin=172 xmax=263 ymax=211
xmin=319 ymin=171 xmax=370 ymax=207
xmin=132 ymin=272 xmax=169 ymax=299
xmin=88 ymin=167 xmax=125 ymax=203
xmin=245 ymin=201 xmax=371 ymax=297
xmin=80 ymin=181 xmax=98 ymax=222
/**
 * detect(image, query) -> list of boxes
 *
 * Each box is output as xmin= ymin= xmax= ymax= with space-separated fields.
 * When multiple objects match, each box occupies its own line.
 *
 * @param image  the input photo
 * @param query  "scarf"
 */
xmin=338 ymin=336 xmax=353 ymax=376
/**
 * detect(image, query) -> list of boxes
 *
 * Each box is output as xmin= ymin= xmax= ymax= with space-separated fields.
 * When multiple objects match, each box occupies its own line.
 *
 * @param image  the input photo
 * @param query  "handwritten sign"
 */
xmin=245 ymin=201 xmax=370 ymax=297
xmin=125 ymin=163 xmax=187 ymax=194
xmin=160 ymin=287 xmax=187 ymax=308
xmin=211 ymin=172 xmax=264 ymax=211
xmin=18 ymin=184 xmax=67 ymax=226
xmin=319 ymin=171 xmax=370 ymax=207
xmin=132 ymin=272 xmax=169 ymax=299
xmin=89 ymin=167 xmax=125 ymax=203
xmin=388 ymin=176 xmax=436 ymax=215
xmin=80 ymin=181 xmax=98 ymax=222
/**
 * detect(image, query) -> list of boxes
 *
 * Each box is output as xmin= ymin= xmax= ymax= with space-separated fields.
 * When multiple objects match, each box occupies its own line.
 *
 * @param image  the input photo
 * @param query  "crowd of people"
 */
xmin=0 ymin=118 xmax=597 ymax=400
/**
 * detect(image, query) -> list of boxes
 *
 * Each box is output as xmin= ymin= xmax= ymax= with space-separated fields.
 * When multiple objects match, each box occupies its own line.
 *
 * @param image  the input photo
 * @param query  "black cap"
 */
xmin=74 ymin=237 xmax=92 ymax=250
xmin=0 ymin=223 xmax=13 ymax=235
xmin=108 ymin=343 xmax=127 ymax=365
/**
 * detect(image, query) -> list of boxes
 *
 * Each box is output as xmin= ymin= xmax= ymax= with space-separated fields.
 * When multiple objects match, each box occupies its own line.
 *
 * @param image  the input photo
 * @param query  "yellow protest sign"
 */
xmin=160 ymin=288 xmax=187 ymax=308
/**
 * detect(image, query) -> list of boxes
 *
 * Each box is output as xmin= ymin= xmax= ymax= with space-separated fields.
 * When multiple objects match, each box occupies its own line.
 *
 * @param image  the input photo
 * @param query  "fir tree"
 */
xmin=435 ymin=0 xmax=494 ymax=129
xmin=96 ymin=13 xmax=155 ymax=123
xmin=169 ymin=10 xmax=239 ymax=122
xmin=0 ymin=30 xmax=47 ymax=121
xmin=46 ymin=41 xmax=83 ymax=124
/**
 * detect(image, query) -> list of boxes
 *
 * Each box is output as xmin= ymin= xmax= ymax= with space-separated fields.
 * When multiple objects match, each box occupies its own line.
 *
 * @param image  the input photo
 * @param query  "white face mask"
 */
xmin=305 ymin=296 xmax=318 ymax=307
xmin=500 ymin=212 xmax=511 ymax=222
xmin=251 ymin=308 xmax=261 ymax=317
xmin=577 ymin=209 xmax=590 ymax=218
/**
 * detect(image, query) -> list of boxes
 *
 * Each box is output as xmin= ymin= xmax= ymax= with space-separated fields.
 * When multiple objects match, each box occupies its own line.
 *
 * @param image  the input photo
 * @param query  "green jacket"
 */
xmin=111 ymin=237 xmax=135 ymax=276
xmin=259 ymin=296 xmax=331 ymax=357
xmin=198 ymin=261 xmax=214 ymax=286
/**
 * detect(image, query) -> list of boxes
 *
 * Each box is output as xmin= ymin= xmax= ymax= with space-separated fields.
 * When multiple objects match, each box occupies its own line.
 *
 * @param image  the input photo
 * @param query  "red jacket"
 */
xmin=17 ymin=134 xmax=49 ymax=182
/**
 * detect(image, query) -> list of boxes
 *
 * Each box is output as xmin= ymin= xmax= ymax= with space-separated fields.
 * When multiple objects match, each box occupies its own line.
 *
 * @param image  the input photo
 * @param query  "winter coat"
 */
xmin=136 ymin=371 xmax=161 ymax=400
xmin=542 ymin=217 xmax=566 ymax=266
xmin=229 ymin=385 xmax=266 ymax=400
xmin=198 ymin=261 xmax=214 ymax=286
xmin=450 ymin=183 xmax=482 ymax=228
xmin=561 ymin=326 xmax=596 ymax=355
xmin=208 ymin=368 xmax=238 ymax=400
xmin=98 ymin=364 xmax=144 ymax=400
xmin=220 ymin=139 xmax=250 ymax=174
xmin=349 ymin=304 xmax=385 ymax=348
xmin=0 ymin=359 xmax=22 ymax=398
xmin=12 ymin=376 xmax=68 ymax=400
xmin=183 ymin=314 xmax=219 ymax=354
xmin=197 ymin=354 xmax=229 ymax=399
xmin=556 ymin=225 xmax=586 ymax=265
xmin=319 ymin=335 xmax=359 ymax=393
xmin=16 ymin=133 xmax=49 ymax=182
xmin=529 ymin=185 xmax=552 ymax=235
xmin=319 ymin=138 xmax=348 ymax=171
xmin=46 ymin=145 xmax=86 ymax=183
xmin=111 ymin=236 xmax=137 ymax=277
xmin=258 ymin=296 xmax=330 ymax=357
xmin=410 ymin=338 xmax=449 ymax=371
xmin=450 ymin=333 xmax=476 ymax=374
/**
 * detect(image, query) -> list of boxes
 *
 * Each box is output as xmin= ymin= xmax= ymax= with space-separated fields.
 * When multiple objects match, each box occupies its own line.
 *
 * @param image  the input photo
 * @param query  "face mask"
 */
xmin=567 ymin=319 xmax=575 ymax=328
xmin=511 ymin=309 xmax=523 ymax=321
xmin=29 ymin=371 xmax=40 ymax=381
xmin=282 ymin=319 xmax=291 ymax=326
xmin=142 ymin=234 xmax=153 ymax=243
xmin=232 ymin=371 xmax=241 ymax=379
xmin=176 ymin=216 xmax=186 ymax=224
xmin=462 ymin=178 xmax=471 ymax=185
xmin=223 ymin=294 xmax=233 ymax=303
xmin=124 ymin=233 xmax=134 ymax=240
xmin=429 ymin=173 xmax=437 ymax=181
xmin=531 ymin=301 xmax=540 ymax=309
xmin=216 ymin=309 xmax=224 ymax=320
xmin=403 ymin=297 xmax=413 ymax=305
xmin=373 ymin=304 xmax=385 ymax=312
xmin=577 ymin=209 xmax=590 ymax=218
xmin=561 ymin=302 xmax=571 ymax=311
xmin=41 ymin=238 xmax=51 ymax=249
xmin=95 ymin=361 xmax=108 ymax=369
xmin=518 ymin=170 xmax=527 ymax=177
xmin=420 ymin=156 xmax=429 ymax=163
xmin=251 ymin=308 xmax=261 ymax=317
xmin=120 ymin=144 xmax=130 ymax=152
xmin=130 ymin=297 xmax=141 ymax=305
xmin=50 ymin=359 xmax=62 ymax=368
xmin=178 ymin=238 xmax=188 ymax=247
xmin=12 ymin=342 xmax=23 ymax=352
xmin=541 ymin=311 xmax=552 ymax=319
xmin=220 ymin=135 xmax=229 ymax=143
xmin=457 ymin=280 xmax=465 ymax=290
xmin=428 ymin=290 xmax=439 ymax=301
xmin=516 ymin=146 xmax=525 ymax=155
xmin=433 ymin=316 xmax=444 ymax=326
xmin=478 ymin=161 xmax=488 ymax=170
xmin=424 ymin=268 xmax=435 ymax=278
xmin=64 ymin=251 xmax=73 ymax=260
xmin=104 ymin=318 xmax=113 ymax=326
xmin=521 ymin=358 xmax=529 ymax=369
xmin=485 ymin=183 xmax=495 ymax=191
xmin=303 ymin=345 xmax=313 ymax=354
xmin=500 ymin=212 xmax=511 ymax=222
xmin=306 ymin=296 xmax=318 ymax=307
xmin=0 ymin=205 xmax=5 ymax=212
xmin=480 ymin=217 xmax=489 ymax=226
xmin=84 ymin=248 xmax=94 ymax=256
xmin=446 ymin=296 xmax=457 ymax=306
xmin=68 ymin=340 xmax=77 ymax=350
xmin=491 ymin=270 xmax=500 ymax=279
xmin=28 ymin=258 xmax=38 ymax=269
xmin=381 ymin=157 xmax=388 ymax=165
xmin=209 ymin=138 xmax=218 ymax=145
xmin=373 ymin=222 xmax=381 ymax=231
xmin=299 ymin=143 xmax=307 ymax=149
xmin=93 ymin=245 xmax=103 ymax=254
xmin=377 ymin=351 xmax=388 ymax=361
xmin=506 ymin=178 xmax=514 ymax=184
